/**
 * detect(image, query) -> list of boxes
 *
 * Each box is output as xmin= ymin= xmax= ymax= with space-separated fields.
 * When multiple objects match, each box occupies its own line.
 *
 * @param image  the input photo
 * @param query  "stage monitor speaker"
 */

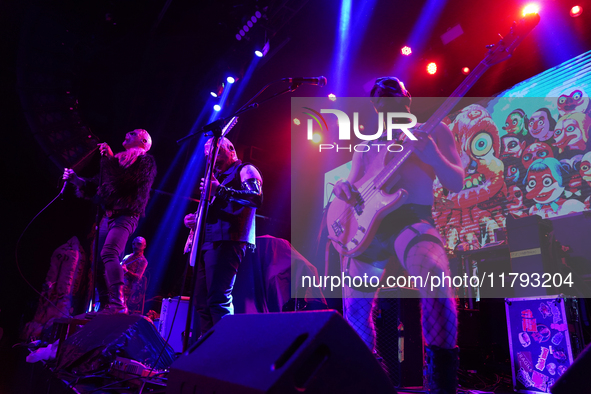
xmin=56 ymin=314 xmax=176 ymax=375
xmin=167 ymin=310 xmax=397 ymax=394
xmin=551 ymin=342 xmax=591 ymax=394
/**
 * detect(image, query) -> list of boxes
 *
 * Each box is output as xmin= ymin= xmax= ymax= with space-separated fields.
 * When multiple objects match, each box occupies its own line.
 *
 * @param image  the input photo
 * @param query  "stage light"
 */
xmin=213 ymin=104 xmax=221 ymax=111
xmin=247 ymin=21 xmax=253 ymax=28
xmin=312 ymin=133 xmax=322 ymax=143
xmin=570 ymin=5 xmax=583 ymax=17
xmin=254 ymin=41 xmax=270 ymax=58
xmin=328 ymin=94 xmax=337 ymax=101
xmin=255 ymin=11 xmax=262 ymax=18
xmin=235 ymin=34 xmax=242 ymax=41
xmin=239 ymin=30 xmax=245 ymax=37
xmin=401 ymin=46 xmax=412 ymax=56
xmin=243 ymin=25 xmax=249 ymax=33
xmin=462 ymin=67 xmax=470 ymax=75
xmin=427 ymin=62 xmax=437 ymax=75
xmin=293 ymin=118 xmax=301 ymax=125
xmin=210 ymin=82 xmax=225 ymax=98
xmin=522 ymin=4 xmax=540 ymax=16
xmin=251 ymin=16 xmax=257 ymax=23
xmin=227 ymin=76 xmax=236 ymax=84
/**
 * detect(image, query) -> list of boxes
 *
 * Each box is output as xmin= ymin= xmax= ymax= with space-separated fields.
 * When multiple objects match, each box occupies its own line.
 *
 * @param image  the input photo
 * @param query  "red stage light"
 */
xmin=522 ymin=4 xmax=540 ymax=16
xmin=401 ymin=46 xmax=412 ymax=56
xmin=462 ymin=67 xmax=470 ymax=75
xmin=427 ymin=62 xmax=437 ymax=75
xmin=570 ymin=5 xmax=583 ymax=17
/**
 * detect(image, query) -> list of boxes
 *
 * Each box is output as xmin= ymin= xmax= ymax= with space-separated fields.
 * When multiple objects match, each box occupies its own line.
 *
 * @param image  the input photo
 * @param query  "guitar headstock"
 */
xmin=483 ymin=13 xmax=540 ymax=67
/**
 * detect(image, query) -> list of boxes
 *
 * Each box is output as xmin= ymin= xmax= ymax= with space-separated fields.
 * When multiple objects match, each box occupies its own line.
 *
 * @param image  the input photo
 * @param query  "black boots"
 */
xmin=74 ymin=284 xmax=127 ymax=319
xmin=102 ymin=284 xmax=128 ymax=315
xmin=425 ymin=345 xmax=459 ymax=394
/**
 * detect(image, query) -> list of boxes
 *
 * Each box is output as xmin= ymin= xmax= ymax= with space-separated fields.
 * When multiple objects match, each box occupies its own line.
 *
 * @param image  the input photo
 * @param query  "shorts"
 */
xmin=355 ymin=203 xmax=435 ymax=263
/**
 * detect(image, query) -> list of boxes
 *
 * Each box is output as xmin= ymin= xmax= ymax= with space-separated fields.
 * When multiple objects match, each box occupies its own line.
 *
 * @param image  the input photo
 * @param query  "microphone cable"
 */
xmin=15 ymin=181 xmax=74 ymax=321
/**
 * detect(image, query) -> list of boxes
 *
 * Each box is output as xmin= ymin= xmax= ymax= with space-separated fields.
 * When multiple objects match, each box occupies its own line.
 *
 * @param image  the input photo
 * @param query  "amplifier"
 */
xmin=158 ymin=297 xmax=190 ymax=353
xmin=505 ymin=295 xmax=584 ymax=393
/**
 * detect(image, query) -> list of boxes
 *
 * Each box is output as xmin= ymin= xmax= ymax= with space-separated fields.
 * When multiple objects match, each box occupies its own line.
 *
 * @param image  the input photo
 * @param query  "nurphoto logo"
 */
xmin=303 ymin=107 xmax=418 ymax=152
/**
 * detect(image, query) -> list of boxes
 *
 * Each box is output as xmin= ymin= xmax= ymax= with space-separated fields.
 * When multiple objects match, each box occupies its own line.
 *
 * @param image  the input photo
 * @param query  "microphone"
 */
xmin=282 ymin=76 xmax=327 ymax=87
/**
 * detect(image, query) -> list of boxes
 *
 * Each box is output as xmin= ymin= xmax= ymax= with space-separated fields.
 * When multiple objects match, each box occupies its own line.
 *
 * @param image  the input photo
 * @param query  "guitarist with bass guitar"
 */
xmin=183 ymin=136 xmax=262 ymax=338
xmin=332 ymin=77 xmax=463 ymax=393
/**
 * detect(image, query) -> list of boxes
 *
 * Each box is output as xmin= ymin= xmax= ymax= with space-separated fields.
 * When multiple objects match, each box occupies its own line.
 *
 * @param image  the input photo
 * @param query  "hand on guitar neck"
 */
xmin=200 ymin=174 xmax=220 ymax=199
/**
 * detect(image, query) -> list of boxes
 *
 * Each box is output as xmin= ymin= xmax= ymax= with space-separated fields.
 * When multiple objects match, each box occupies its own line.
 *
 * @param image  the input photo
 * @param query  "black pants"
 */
xmin=193 ymin=241 xmax=246 ymax=336
xmin=96 ymin=214 xmax=139 ymax=297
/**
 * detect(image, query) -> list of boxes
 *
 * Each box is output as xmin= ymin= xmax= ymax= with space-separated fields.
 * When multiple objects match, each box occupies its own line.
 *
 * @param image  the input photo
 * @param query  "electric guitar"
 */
xmin=327 ymin=14 xmax=539 ymax=257
xmin=184 ymin=116 xmax=239 ymax=254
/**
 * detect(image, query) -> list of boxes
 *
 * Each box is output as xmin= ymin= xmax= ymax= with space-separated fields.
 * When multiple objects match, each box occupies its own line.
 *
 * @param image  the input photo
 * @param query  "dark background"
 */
xmin=1 ymin=0 xmax=591 ymax=390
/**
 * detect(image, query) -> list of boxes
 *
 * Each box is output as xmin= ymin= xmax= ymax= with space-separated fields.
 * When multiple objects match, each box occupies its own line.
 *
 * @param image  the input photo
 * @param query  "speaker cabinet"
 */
xmin=167 ymin=310 xmax=396 ymax=394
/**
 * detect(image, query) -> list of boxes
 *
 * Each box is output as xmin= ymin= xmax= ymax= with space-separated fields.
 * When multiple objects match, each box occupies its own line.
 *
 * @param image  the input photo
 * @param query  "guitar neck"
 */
xmin=420 ymin=60 xmax=491 ymax=134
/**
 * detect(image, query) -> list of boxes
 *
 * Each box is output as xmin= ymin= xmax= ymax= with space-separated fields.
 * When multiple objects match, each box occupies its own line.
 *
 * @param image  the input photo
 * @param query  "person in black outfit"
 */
xmin=184 ymin=136 xmax=262 ymax=335
xmin=63 ymin=129 xmax=157 ymax=314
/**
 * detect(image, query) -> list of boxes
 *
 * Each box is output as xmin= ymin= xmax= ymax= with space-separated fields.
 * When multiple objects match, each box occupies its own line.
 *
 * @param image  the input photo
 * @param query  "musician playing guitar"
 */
xmin=183 ymin=136 xmax=262 ymax=337
xmin=332 ymin=77 xmax=463 ymax=393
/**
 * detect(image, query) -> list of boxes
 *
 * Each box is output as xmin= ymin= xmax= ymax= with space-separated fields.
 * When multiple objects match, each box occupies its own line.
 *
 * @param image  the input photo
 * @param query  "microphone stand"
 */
xmin=179 ymin=82 xmax=303 ymax=352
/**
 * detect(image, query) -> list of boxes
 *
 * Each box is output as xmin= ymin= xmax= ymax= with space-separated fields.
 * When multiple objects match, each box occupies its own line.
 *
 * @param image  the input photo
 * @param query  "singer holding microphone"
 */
xmin=184 ymin=136 xmax=262 ymax=338
xmin=63 ymin=129 xmax=157 ymax=315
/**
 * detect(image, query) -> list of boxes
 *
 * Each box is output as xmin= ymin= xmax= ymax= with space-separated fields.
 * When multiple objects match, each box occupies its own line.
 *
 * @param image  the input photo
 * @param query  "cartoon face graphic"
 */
xmin=503 ymin=109 xmax=528 ymax=136
xmin=525 ymin=159 xmax=565 ymax=204
xmin=553 ymin=113 xmax=591 ymax=153
xmin=528 ymin=108 xmax=556 ymax=142
xmin=501 ymin=135 xmax=526 ymax=159
xmin=522 ymin=142 xmax=554 ymax=170
xmin=580 ymin=151 xmax=591 ymax=184
xmin=507 ymin=185 xmax=525 ymax=211
xmin=505 ymin=163 xmax=521 ymax=184
xmin=560 ymin=155 xmax=584 ymax=192
xmin=557 ymin=88 xmax=589 ymax=117
xmin=448 ymin=115 xmax=504 ymax=209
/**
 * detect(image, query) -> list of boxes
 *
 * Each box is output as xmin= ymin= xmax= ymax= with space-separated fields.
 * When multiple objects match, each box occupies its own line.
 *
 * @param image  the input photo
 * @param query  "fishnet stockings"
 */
xmin=396 ymin=226 xmax=457 ymax=349
xmin=422 ymin=297 xmax=457 ymax=349
xmin=342 ymin=296 xmax=376 ymax=350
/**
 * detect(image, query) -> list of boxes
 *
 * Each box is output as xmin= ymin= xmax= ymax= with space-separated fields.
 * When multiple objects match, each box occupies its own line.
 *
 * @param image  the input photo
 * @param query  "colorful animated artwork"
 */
xmin=432 ymin=51 xmax=591 ymax=250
